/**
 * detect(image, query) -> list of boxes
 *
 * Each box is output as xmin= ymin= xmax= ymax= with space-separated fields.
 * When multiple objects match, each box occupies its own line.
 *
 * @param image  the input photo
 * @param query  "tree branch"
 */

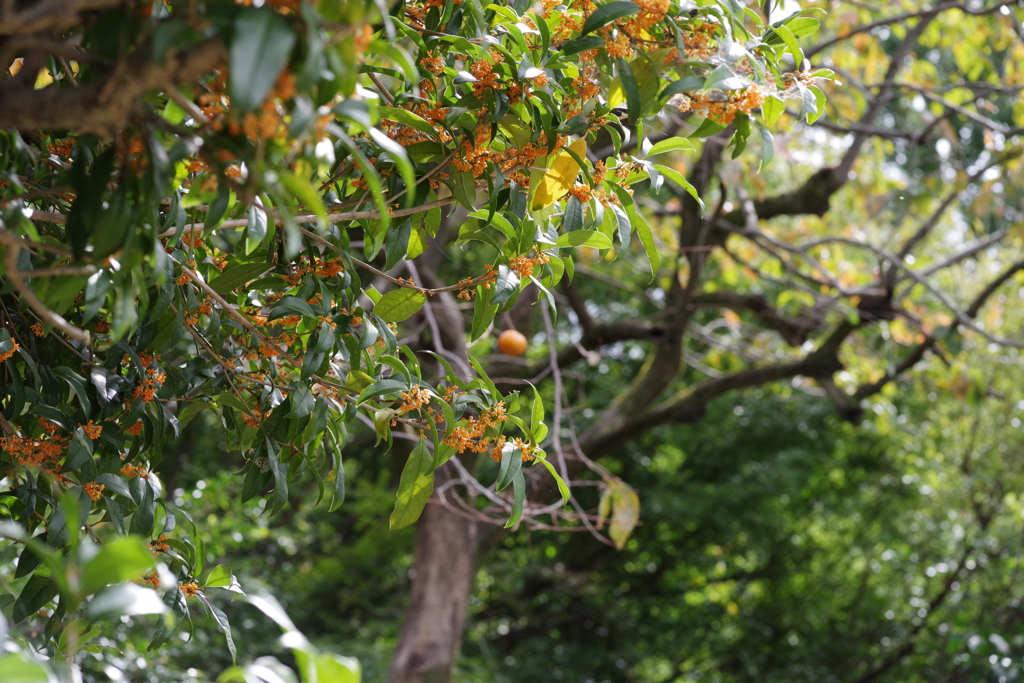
xmin=0 ymin=36 xmax=227 ymax=136
xmin=689 ymin=290 xmax=819 ymax=346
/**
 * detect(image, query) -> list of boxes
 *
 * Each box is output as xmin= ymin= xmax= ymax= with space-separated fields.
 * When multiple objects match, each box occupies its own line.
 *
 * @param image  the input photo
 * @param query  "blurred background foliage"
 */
xmin=55 ymin=337 xmax=1024 ymax=683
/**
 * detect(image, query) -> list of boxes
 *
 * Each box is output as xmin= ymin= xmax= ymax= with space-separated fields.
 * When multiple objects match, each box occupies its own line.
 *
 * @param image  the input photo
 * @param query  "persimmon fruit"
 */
xmin=497 ymin=329 xmax=528 ymax=356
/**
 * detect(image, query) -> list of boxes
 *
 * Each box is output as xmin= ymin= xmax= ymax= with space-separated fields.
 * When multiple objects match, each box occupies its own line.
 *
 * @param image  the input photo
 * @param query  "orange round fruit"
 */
xmin=497 ymin=329 xmax=528 ymax=357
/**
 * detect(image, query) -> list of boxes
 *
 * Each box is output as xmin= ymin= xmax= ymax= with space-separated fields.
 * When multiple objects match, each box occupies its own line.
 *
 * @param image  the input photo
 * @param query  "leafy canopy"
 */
xmin=0 ymin=0 xmax=830 ymax=665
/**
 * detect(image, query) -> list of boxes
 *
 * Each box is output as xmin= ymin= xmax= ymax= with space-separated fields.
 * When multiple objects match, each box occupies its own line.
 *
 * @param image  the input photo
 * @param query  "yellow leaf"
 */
xmin=603 ymin=475 xmax=640 ymax=550
xmin=530 ymin=138 xmax=587 ymax=210
xmin=608 ymin=76 xmax=625 ymax=109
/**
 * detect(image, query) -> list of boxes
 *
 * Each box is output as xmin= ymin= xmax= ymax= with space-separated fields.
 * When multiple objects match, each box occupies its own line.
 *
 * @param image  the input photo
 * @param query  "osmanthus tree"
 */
xmin=0 ymin=0 xmax=1021 ymax=679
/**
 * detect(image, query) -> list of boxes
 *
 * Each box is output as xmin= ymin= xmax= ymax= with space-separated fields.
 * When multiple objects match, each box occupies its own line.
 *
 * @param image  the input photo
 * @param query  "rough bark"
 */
xmin=387 ymin=480 xmax=480 ymax=683
xmin=0 ymin=37 xmax=226 ymax=136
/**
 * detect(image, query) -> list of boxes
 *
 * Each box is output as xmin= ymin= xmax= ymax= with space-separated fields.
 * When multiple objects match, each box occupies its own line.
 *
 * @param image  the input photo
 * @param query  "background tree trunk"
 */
xmin=387 ymin=478 xmax=480 ymax=683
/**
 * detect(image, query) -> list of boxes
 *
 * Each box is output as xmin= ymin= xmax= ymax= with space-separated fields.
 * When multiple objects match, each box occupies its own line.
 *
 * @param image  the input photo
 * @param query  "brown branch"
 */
xmin=0 ymin=36 xmax=227 ymax=136
xmin=805 ymin=0 xmax=1016 ymax=59
xmin=577 ymin=320 xmax=855 ymax=459
xmin=847 ymin=259 xmax=1024 ymax=407
xmin=0 ymin=0 xmax=127 ymax=35
xmin=689 ymin=290 xmax=819 ymax=346
xmin=153 ymin=197 xmax=456 ymax=238
xmin=0 ymin=235 xmax=90 ymax=343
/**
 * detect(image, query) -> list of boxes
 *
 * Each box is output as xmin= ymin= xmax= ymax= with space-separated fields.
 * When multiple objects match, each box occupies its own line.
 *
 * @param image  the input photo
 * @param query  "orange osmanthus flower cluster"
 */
xmin=0 ymin=339 xmax=19 ymax=362
xmin=132 ymin=361 xmax=166 ymax=404
xmin=675 ymin=84 xmax=767 ymax=126
xmin=398 ymin=385 xmax=433 ymax=414
xmin=443 ymin=402 xmax=509 ymax=455
xmin=150 ymin=535 xmax=171 ymax=554
xmin=179 ymin=582 xmax=200 ymax=598
xmin=84 ymin=481 xmax=105 ymax=501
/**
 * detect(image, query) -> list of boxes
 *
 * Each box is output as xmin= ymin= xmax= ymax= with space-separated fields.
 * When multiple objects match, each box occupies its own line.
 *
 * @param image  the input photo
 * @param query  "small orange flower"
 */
xmin=150 ymin=534 xmax=170 ymax=554
xmin=82 ymin=420 xmax=102 ymax=439
xmin=179 ymin=582 xmax=200 ymax=598
xmin=0 ymin=339 xmax=19 ymax=363
xmin=84 ymin=482 xmax=105 ymax=501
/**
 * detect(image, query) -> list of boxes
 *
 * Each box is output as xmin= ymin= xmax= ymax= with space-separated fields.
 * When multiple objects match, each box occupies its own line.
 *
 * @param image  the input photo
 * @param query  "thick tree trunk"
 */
xmin=387 ymin=487 xmax=479 ymax=683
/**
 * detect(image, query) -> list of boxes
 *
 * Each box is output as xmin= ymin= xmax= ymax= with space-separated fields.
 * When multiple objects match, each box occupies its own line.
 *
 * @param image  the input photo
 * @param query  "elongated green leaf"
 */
xmin=653 ymin=164 xmax=705 ymax=212
xmin=379 ymin=106 xmax=439 ymax=139
xmin=389 ymin=440 xmax=435 ymax=530
xmin=0 ymin=653 xmax=55 ymax=682
xmin=561 ymin=35 xmax=605 ymax=54
xmin=230 ymin=7 xmax=297 ymax=111
xmin=13 ymin=575 xmax=58 ymax=624
xmin=375 ymin=288 xmax=427 ymax=322
xmin=617 ymin=58 xmax=642 ymax=124
xmin=762 ymin=94 xmax=785 ymax=126
xmin=553 ymin=230 xmax=613 ymax=249
xmin=489 ymin=265 xmax=520 ymax=305
xmin=208 ymin=263 xmax=273 ymax=295
xmin=535 ymin=453 xmax=570 ymax=505
xmin=279 ymin=171 xmax=328 ymax=227
xmin=504 ymin=469 xmax=526 ymax=528
xmin=356 ymin=378 xmax=410 ymax=405
xmin=86 ymin=583 xmax=168 ymax=621
xmin=81 ymin=536 xmax=155 ymax=596
xmin=581 ymin=1 xmax=639 ymax=34
xmin=646 ymin=136 xmax=694 ymax=157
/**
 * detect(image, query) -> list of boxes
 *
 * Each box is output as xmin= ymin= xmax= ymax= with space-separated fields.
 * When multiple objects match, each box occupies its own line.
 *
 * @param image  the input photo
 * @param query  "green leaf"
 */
xmin=312 ymin=652 xmax=361 ymax=683
xmin=262 ymin=440 xmax=288 ymax=515
xmin=375 ymin=288 xmax=427 ymax=323
xmin=784 ymin=16 xmax=820 ymax=39
xmin=616 ymin=58 xmax=642 ymax=124
xmin=12 ymin=575 xmax=58 ymax=624
xmin=202 ymin=598 xmax=237 ymax=664
xmin=645 ymin=136 xmax=694 ymax=157
xmin=772 ymin=23 xmax=803 ymax=65
xmin=471 ymin=287 xmax=499 ymax=341
xmin=610 ymin=183 xmax=658 ymax=278
xmin=535 ymin=453 xmax=570 ymax=505
xmin=495 ymin=443 xmax=523 ymax=492
xmin=762 ymin=94 xmax=785 ymax=126
xmin=581 ymin=1 xmax=639 ymax=34
xmin=208 ymin=263 xmax=273 ymax=295
xmin=489 ymin=264 xmax=520 ymax=305
xmin=806 ymin=85 xmax=827 ymax=124
xmin=754 ymin=119 xmax=774 ymax=170
xmin=563 ymin=195 xmax=584 ymax=233
xmin=204 ymin=565 xmax=234 ymax=588
xmin=95 ymin=473 xmax=132 ymax=499
xmin=85 ymin=583 xmax=168 ymax=621
xmin=279 ymin=171 xmax=329 ymax=228
xmin=205 ymin=188 xmax=231 ymax=230
xmin=288 ymin=383 xmax=315 ymax=418
xmin=379 ymin=106 xmax=439 ymax=139
xmin=560 ymin=35 xmax=605 ymax=54
xmin=229 ymin=7 xmax=297 ymax=111
xmin=660 ymin=76 xmax=704 ymax=99
xmin=356 ymin=378 xmax=410 ymax=405
xmin=653 ymin=164 xmax=705 ymax=212
xmin=553 ymin=230 xmax=613 ymax=249
xmin=0 ymin=653 xmax=56 ymax=683
xmin=389 ymin=440 xmax=435 ymax=530
xmin=504 ymin=469 xmax=526 ymax=528
xmin=81 ymin=536 xmax=155 ymax=596
xmin=529 ymin=383 xmax=545 ymax=432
